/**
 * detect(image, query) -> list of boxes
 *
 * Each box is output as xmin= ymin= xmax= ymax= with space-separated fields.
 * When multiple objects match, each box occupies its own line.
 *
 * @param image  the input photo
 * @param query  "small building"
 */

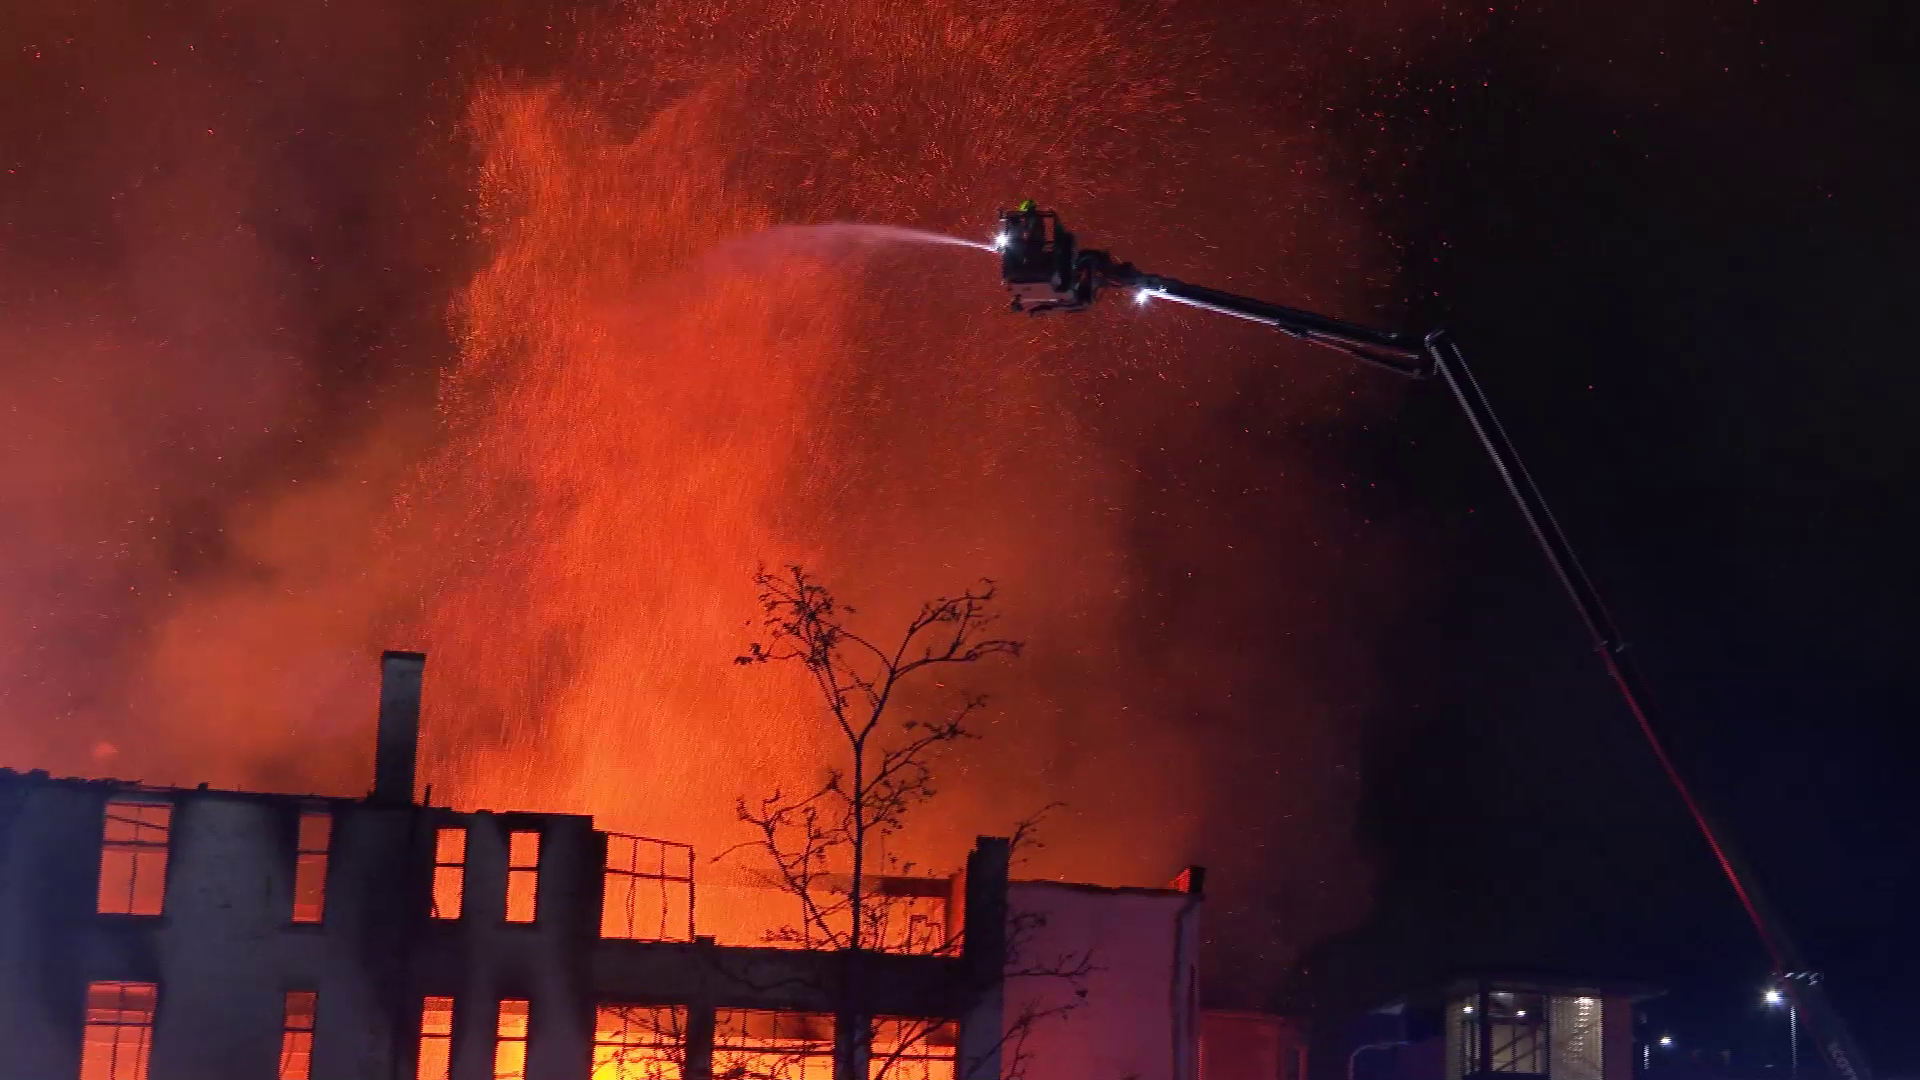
xmin=1440 ymin=974 xmax=1645 ymax=1080
xmin=1349 ymin=975 xmax=1658 ymax=1080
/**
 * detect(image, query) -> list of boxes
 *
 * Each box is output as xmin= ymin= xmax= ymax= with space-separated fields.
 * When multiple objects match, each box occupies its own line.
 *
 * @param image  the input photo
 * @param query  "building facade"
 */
xmin=4 ymin=650 xmax=1298 ymax=1080
xmin=0 ymin=653 xmax=1009 ymax=1080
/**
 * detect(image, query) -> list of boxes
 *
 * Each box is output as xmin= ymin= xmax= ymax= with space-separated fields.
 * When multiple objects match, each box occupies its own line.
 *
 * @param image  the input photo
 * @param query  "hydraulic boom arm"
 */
xmin=993 ymin=205 xmax=1872 ymax=1080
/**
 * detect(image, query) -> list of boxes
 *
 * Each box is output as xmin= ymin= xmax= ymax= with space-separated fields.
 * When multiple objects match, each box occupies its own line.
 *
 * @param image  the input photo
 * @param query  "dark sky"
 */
xmin=4 ymin=0 xmax=1914 ymax=1071
xmin=1294 ymin=0 xmax=1919 ymax=1069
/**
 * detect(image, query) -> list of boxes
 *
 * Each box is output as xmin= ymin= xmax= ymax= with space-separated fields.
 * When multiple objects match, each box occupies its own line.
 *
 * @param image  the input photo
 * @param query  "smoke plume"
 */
xmin=2 ymin=0 xmax=1445 ymax=983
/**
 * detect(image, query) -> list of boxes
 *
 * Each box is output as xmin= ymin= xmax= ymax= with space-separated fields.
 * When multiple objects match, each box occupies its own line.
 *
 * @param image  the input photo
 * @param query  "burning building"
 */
xmin=0 ymin=651 xmax=1288 ymax=1080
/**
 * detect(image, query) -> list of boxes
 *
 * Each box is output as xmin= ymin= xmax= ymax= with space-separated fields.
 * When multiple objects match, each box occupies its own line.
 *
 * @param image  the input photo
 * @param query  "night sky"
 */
xmin=4 ymin=0 xmax=1915 ymax=1072
xmin=1295 ymin=0 xmax=1919 ymax=1069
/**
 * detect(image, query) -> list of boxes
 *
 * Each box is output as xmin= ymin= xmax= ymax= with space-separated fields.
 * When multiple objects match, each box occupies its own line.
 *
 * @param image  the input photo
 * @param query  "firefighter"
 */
xmin=1014 ymin=199 xmax=1046 ymax=251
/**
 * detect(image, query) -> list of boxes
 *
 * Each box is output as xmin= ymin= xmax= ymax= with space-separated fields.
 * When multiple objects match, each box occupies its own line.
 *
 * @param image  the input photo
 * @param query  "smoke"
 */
xmin=2 ymin=0 xmax=1446 ymax=975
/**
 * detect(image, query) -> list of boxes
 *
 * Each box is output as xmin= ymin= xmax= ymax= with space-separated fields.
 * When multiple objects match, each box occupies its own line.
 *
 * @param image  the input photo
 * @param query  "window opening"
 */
xmin=593 ymin=1005 xmax=686 ymax=1080
xmin=496 ymin=999 xmax=531 ymax=1080
xmin=418 ymin=996 xmax=455 ymax=1080
xmin=601 ymin=832 xmax=694 ymax=942
xmin=714 ymin=1010 xmax=833 ymax=1080
xmin=98 ymin=798 xmax=170 ymax=916
xmin=869 ymin=1019 xmax=957 ymax=1080
xmin=80 ymin=981 xmax=156 ymax=1080
xmin=432 ymin=828 xmax=465 ymax=920
xmin=293 ymin=811 xmax=331 ymax=924
xmin=280 ymin=991 xmax=317 ymax=1080
xmin=507 ymin=831 xmax=540 ymax=924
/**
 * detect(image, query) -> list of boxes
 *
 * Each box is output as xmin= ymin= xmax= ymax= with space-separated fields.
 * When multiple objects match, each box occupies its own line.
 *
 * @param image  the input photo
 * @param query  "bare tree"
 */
xmin=725 ymin=566 xmax=1090 ymax=1080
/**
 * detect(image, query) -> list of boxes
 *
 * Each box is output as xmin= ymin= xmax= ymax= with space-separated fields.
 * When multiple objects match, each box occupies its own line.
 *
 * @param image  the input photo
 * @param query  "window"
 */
xmin=80 ymin=981 xmax=156 ymax=1080
xmin=714 ymin=1011 xmax=833 ymax=1080
xmin=280 ymin=991 xmax=317 ymax=1080
xmin=98 ymin=798 xmax=170 ymax=916
xmin=496 ymin=1000 xmax=530 ymax=1080
xmin=869 ymin=1019 xmax=956 ymax=1080
xmin=506 ymin=830 xmax=540 ymax=924
xmin=432 ymin=828 xmax=465 ymax=920
xmin=293 ymin=811 xmax=331 ymax=924
xmin=1550 ymin=996 xmax=1604 ymax=1080
xmin=418 ymin=997 xmax=455 ymax=1080
xmin=593 ymin=1005 xmax=685 ymax=1080
xmin=602 ymin=833 xmax=694 ymax=942
xmin=1456 ymin=991 xmax=1547 ymax=1076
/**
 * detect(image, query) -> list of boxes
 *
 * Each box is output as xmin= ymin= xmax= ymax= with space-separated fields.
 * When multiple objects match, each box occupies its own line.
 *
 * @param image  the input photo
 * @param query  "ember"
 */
xmin=5 ymin=0 xmax=1402 ymax=961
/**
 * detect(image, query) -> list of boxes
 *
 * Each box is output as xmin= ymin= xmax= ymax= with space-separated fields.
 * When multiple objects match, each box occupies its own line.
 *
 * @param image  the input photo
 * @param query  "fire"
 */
xmin=398 ymin=0 xmax=1215 ymax=942
xmin=6 ymin=0 xmax=1401 ymax=965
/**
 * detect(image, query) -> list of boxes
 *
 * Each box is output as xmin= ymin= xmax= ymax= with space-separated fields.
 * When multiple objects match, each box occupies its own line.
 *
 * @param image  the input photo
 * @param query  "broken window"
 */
xmin=714 ymin=1010 xmax=833 ymax=1080
xmin=869 ymin=1019 xmax=957 ymax=1080
xmin=292 ymin=811 xmax=331 ymax=924
xmin=862 ymin=877 xmax=951 ymax=955
xmin=432 ymin=828 xmax=465 ymax=920
xmin=80 ymin=981 xmax=156 ymax=1080
xmin=592 ymin=1004 xmax=685 ymax=1080
xmin=418 ymin=997 xmax=455 ymax=1080
xmin=97 ymin=798 xmax=170 ymax=916
xmin=506 ymin=830 xmax=540 ymax=924
xmin=280 ymin=991 xmax=317 ymax=1080
xmin=601 ymin=832 xmax=694 ymax=942
xmin=496 ymin=999 xmax=531 ymax=1080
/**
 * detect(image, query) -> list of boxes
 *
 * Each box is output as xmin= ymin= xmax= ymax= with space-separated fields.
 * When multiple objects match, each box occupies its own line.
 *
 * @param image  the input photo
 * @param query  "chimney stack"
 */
xmin=374 ymin=650 xmax=426 ymax=804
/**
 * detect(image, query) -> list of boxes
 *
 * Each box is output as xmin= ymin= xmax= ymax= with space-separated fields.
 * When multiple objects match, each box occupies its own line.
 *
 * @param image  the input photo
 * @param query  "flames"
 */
xmin=5 ymin=0 xmax=1404 ymax=961
xmin=405 ymin=0 xmax=1202 ymax=940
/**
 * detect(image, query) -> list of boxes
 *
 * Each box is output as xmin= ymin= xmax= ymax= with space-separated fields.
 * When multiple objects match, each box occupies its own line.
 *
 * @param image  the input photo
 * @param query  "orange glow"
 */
xmin=14 ymin=0 xmax=1393 ymax=968
xmin=403 ymin=0 xmax=1237 ymax=945
xmin=871 ymin=1019 xmax=958 ymax=1080
xmin=293 ymin=811 xmax=330 ymax=924
xmin=419 ymin=997 xmax=455 ymax=1080
xmin=715 ymin=1010 xmax=834 ymax=1080
xmin=81 ymin=982 xmax=156 ymax=1080
xmin=280 ymin=991 xmax=317 ymax=1080
xmin=98 ymin=800 xmax=170 ymax=917
xmin=594 ymin=1005 xmax=685 ymax=1080
xmin=432 ymin=828 xmax=466 ymax=920
xmin=497 ymin=1000 xmax=532 ymax=1080
xmin=508 ymin=830 xmax=541 ymax=923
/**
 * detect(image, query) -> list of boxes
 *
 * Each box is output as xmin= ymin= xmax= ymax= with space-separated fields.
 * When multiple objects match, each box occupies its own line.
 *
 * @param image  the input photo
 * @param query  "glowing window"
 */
xmin=496 ymin=999 xmax=530 ymax=1080
xmin=593 ymin=1005 xmax=685 ymax=1080
xmin=431 ymin=828 xmax=465 ymax=920
xmin=418 ymin=997 xmax=454 ymax=1080
xmin=293 ymin=811 xmax=331 ymax=924
xmin=80 ymin=981 xmax=156 ymax=1080
xmin=714 ymin=1010 xmax=833 ymax=1080
xmin=280 ymin=991 xmax=317 ymax=1080
xmin=869 ymin=1019 xmax=957 ymax=1080
xmin=97 ymin=798 xmax=170 ymax=916
xmin=507 ymin=830 xmax=540 ymax=924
